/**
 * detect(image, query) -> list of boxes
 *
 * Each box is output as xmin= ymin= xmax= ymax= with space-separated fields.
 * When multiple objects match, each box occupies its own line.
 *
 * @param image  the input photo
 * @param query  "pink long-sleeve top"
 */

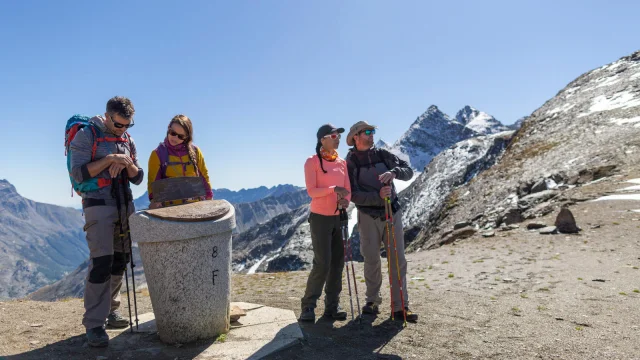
xmin=304 ymin=154 xmax=351 ymax=216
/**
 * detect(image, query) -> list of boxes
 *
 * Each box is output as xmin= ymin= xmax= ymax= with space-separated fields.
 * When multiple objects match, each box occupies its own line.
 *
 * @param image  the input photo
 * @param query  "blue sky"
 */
xmin=1 ymin=0 xmax=638 ymax=207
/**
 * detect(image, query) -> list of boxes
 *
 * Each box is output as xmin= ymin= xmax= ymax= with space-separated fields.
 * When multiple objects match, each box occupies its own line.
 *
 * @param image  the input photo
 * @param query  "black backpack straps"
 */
xmin=348 ymin=149 xmax=362 ymax=182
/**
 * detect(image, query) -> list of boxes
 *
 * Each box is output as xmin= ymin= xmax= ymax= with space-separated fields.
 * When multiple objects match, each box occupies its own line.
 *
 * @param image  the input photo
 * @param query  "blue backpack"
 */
xmin=64 ymin=115 xmax=130 ymax=196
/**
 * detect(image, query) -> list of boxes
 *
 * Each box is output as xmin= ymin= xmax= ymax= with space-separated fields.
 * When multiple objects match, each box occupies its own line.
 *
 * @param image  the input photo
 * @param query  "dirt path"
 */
xmin=2 ymin=184 xmax=640 ymax=359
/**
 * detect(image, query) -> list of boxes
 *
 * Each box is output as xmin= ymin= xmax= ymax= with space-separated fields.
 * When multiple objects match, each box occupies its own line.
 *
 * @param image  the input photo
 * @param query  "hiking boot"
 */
xmin=392 ymin=308 xmax=418 ymax=323
xmin=298 ymin=307 xmax=315 ymax=322
xmin=362 ymin=302 xmax=380 ymax=315
xmin=86 ymin=326 xmax=109 ymax=347
xmin=323 ymin=305 xmax=347 ymax=320
xmin=106 ymin=311 xmax=129 ymax=328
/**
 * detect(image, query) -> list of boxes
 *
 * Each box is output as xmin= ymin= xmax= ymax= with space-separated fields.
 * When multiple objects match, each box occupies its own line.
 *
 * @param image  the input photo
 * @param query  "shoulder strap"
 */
xmin=347 ymin=149 xmax=362 ymax=182
xmin=156 ymin=142 xmax=169 ymax=179
xmin=89 ymin=125 xmax=99 ymax=161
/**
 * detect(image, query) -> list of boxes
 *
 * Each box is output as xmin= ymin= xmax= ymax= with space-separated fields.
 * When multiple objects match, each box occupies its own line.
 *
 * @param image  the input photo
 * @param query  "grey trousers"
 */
xmin=358 ymin=209 xmax=408 ymax=312
xmin=301 ymin=212 xmax=345 ymax=310
xmin=82 ymin=203 xmax=133 ymax=330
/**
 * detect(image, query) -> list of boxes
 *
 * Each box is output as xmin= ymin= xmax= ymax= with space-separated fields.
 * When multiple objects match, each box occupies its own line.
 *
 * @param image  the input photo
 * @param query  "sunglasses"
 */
xmin=168 ymin=129 xmax=187 ymax=141
xmin=323 ymin=133 xmax=341 ymax=139
xmin=360 ymin=129 xmax=375 ymax=136
xmin=110 ymin=115 xmax=134 ymax=129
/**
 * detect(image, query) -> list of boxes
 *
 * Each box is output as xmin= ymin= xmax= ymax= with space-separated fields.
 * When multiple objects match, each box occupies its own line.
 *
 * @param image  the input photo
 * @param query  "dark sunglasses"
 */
xmin=110 ymin=115 xmax=134 ymax=129
xmin=360 ymin=129 xmax=375 ymax=136
xmin=168 ymin=129 xmax=187 ymax=141
xmin=323 ymin=133 xmax=341 ymax=139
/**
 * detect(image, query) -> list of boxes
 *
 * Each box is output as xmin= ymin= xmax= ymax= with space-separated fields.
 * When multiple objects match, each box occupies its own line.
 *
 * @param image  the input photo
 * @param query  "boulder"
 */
xmin=555 ymin=208 xmax=580 ymax=233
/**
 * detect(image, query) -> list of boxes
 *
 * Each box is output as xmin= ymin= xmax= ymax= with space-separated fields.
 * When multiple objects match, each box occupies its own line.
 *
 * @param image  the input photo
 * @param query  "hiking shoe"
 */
xmin=362 ymin=302 xmax=380 ymax=315
xmin=392 ymin=308 xmax=418 ymax=323
xmin=86 ymin=326 xmax=109 ymax=347
xmin=106 ymin=311 xmax=129 ymax=328
xmin=323 ymin=305 xmax=347 ymax=320
xmin=298 ymin=307 xmax=315 ymax=322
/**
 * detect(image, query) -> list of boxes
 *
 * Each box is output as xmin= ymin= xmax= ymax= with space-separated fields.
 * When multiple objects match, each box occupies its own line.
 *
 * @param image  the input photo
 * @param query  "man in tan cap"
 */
xmin=345 ymin=121 xmax=418 ymax=322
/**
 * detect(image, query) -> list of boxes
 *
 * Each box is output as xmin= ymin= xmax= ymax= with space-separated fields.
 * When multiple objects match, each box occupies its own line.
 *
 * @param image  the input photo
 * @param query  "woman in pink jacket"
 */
xmin=299 ymin=124 xmax=351 ymax=322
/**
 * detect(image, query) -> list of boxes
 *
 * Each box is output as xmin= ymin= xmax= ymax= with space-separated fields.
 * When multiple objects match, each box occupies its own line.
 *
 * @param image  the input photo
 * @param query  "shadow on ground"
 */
xmin=264 ymin=313 xmax=405 ymax=360
xmin=6 ymin=317 xmax=306 ymax=360
xmin=3 ymin=325 xmax=217 ymax=360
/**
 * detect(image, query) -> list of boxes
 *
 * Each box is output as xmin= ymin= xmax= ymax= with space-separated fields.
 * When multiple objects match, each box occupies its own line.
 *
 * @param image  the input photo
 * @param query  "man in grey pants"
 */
xmin=345 ymin=121 xmax=418 ymax=322
xmin=69 ymin=96 xmax=144 ymax=347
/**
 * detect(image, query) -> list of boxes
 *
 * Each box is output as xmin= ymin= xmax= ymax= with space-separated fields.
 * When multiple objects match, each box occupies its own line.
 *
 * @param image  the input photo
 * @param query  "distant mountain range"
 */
xmin=0 ymin=180 xmax=88 ymax=300
xmin=133 ymin=184 xmax=303 ymax=210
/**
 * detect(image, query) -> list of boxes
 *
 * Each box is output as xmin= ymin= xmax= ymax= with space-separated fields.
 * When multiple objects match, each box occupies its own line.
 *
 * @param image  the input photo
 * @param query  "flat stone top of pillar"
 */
xmin=144 ymin=200 xmax=231 ymax=222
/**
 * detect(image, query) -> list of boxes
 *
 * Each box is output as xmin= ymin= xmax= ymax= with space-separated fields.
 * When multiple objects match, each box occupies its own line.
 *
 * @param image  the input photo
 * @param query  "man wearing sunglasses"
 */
xmin=345 ymin=121 xmax=418 ymax=323
xmin=68 ymin=96 xmax=144 ymax=347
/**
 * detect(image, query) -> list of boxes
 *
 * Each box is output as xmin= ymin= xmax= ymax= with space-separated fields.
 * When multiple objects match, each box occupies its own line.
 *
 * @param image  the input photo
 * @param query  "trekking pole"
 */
xmin=113 ymin=173 xmax=134 ymax=333
xmin=341 ymin=208 xmax=361 ymax=323
xmin=122 ymin=172 xmax=139 ymax=331
xmin=383 ymin=197 xmax=395 ymax=320
xmin=387 ymin=197 xmax=407 ymax=327
xmin=339 ymin=205 xmax=355 ymax=321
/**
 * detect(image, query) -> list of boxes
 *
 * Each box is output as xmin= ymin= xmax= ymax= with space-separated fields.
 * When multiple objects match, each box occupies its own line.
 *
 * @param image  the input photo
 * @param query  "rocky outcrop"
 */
xmin=399 ymin=132 xmax=514 ymax=244
xmin=409 ymin=50 xmax=640 ymax=250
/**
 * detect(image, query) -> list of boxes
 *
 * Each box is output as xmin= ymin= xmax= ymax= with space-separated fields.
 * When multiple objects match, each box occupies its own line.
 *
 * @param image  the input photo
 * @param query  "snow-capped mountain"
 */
xmin=455 ymin=105 xmax=510 ymax=135
xmin=386 ymin=105 xmax=478 ymax=171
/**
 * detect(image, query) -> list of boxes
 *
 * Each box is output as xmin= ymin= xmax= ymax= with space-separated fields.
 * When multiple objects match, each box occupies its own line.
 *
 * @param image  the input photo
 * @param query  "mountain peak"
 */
xmin=420 ymin=105 xmax=445 ymax=118
xmin=455 ymin=105 xmax=478 ymax=125
xmin=0 ymin=179 xmax=17 ymax=195
xmin=455 ymin=106 xmax=509 ymax=135
xmin=413 ymin=105 xmax=454 ymax=127
xmin=376 ymin=139 xmax=390 ymax=149
xmin=388 ymin=106 xmax=478 ymax=170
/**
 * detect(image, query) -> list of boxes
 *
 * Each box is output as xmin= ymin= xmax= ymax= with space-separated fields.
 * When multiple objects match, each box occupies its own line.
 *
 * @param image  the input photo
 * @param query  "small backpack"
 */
xmin=155 ymin=142 xmax=199 ymax=179
xmin=64 ymin=115 xmax=130 ymax=196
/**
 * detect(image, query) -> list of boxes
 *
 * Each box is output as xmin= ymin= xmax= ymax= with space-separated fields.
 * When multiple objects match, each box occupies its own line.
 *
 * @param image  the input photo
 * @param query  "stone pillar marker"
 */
xmin=129 ymin=200 xmax=236 ymax=344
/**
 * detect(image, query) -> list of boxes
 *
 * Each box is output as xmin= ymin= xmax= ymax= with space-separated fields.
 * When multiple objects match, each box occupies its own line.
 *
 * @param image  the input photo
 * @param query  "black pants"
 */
xmin=301 ymin=212 xmax=345 ymax=310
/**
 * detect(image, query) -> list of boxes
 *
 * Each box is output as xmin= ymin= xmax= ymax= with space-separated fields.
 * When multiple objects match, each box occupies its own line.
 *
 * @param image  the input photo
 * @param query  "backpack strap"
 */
xmin=155 ymin=142 xmax=170 ymax=179
xmin=89 ymin=125 xmax=131 ymax=161
xmin=90 ymin=126 xmax=99 ymax=161
xmin=348 ymin=149 xmax=362 ymax=182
